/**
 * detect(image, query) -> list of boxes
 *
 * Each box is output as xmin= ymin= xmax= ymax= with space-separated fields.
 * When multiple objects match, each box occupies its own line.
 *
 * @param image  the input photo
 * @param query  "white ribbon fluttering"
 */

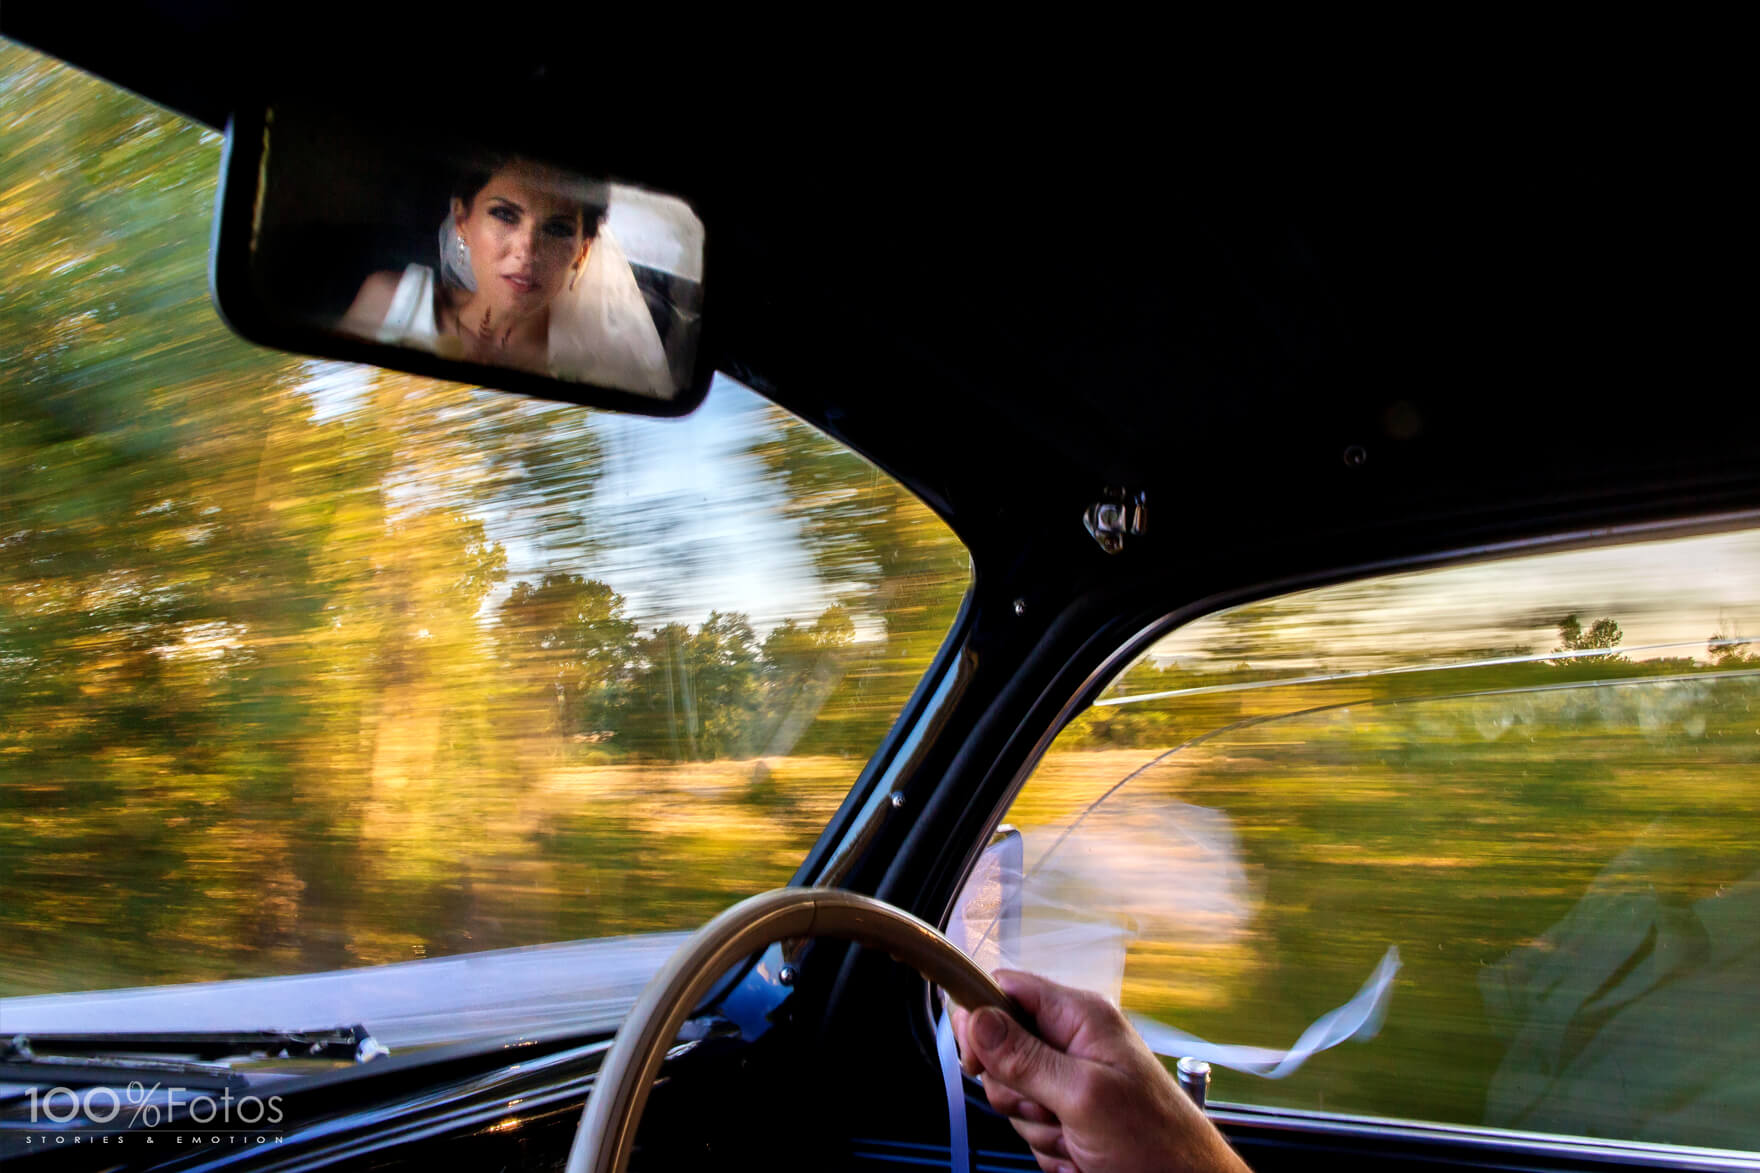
xmin=1129 ymin=944 xmax=1401 ymax=1079
xmin=936 ymin=946 xmax=1401 ymax=1171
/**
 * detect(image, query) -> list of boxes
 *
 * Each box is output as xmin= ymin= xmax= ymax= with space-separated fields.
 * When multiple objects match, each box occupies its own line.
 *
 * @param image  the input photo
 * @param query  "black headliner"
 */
xmin=6 ymin=9 xmax=1750 ymax=572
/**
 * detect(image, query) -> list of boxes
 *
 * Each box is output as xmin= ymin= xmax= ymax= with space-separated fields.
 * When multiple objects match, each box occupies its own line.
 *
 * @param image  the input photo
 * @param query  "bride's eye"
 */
xmin=489 ymin=205 xmax=519 ymax=225
xmin=543 ymin=218 xmax=575 ymax=239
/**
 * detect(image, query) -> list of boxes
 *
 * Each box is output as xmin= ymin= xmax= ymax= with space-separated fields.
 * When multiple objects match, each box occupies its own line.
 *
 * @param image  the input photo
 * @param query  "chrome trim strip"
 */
xmin=1099 ymin=637 xmax=1760 ymax=706
xmin=1211 ymin=1102 xmax=1760 ymax=1171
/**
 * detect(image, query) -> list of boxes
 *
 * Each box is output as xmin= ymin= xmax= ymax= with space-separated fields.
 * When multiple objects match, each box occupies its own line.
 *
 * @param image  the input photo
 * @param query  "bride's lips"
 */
xmin=501 ymin=273 xmax=538 ymax=295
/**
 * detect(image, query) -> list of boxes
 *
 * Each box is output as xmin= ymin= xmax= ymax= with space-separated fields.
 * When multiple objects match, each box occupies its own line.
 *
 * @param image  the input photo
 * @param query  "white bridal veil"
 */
xmin=548 ymin=223 xmax=675 ymax=397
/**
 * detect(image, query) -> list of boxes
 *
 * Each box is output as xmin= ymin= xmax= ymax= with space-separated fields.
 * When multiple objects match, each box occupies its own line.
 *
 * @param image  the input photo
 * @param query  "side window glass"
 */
xmin=956 ymin=526 xmax=1760 ymax=1153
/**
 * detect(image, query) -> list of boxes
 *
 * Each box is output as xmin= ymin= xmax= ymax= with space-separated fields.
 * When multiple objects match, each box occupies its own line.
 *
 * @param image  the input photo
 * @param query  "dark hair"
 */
xmin=434 ymin=157 xmax=608 ymax=324
xmin=452 ymin=156 xmax=608 ymax=237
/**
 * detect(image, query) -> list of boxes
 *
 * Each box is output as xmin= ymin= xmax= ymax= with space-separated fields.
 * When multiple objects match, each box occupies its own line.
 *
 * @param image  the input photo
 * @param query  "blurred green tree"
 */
xmin=1707 ymin=620 xmax=1757 ymax=667
xmin=498 ymin=574 xmax=639 ymax=743
xmin=756 ymin=605 xmax=856 ymax=756
xmin=750 ymin=409 xmax=971 ymax=751
xmin=621 ymin=614 xmax=762 ymax=760
xmin=1553 ymin=614 xmax=1624 ymax=665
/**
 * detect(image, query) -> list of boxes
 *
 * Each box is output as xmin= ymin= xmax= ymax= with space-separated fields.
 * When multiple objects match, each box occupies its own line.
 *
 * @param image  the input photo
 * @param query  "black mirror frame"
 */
xmin=209 ymin=104 xmax=714 ymax=419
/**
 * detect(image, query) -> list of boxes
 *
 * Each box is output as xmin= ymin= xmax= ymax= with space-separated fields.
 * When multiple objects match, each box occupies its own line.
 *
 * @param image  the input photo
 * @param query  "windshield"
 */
xmin=0 ymin=40 xmax=970 ymax=1046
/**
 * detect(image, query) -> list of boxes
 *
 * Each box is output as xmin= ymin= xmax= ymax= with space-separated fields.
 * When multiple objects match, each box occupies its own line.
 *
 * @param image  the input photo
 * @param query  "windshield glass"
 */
xmin=0 ymin=40 xmax=970 ymax=1044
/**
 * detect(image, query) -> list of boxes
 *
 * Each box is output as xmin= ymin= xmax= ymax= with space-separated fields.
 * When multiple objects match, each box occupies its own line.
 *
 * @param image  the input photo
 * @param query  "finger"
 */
xmin=993 ymin=969 xmax=1125 ymax=1053
xmin=1011 ymin=1119 xmax=1068 ymax=1156
xmin=949 ymin=1005 xmax=982 ymax=1076
xmin=980 ymin=1076 xmax=1014 ymax=1119
xmin=965 ymin=1004 xmax=1086 ymax=1121
xmin=983 ymin=1085 xmax=1058 ymax=1125
xmin=1029 ymin=1149 xmax=1076 ymax=1173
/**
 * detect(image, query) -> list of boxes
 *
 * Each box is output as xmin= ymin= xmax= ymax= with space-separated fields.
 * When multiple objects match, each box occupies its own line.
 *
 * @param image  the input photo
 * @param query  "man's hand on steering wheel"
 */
xmin=952 ymin=970 xmax=1252 ymax=1173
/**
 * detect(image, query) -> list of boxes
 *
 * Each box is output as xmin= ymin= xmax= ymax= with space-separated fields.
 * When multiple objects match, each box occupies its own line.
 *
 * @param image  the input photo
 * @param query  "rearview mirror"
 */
xmin=212 ymin=104 xmax=709 ymax=415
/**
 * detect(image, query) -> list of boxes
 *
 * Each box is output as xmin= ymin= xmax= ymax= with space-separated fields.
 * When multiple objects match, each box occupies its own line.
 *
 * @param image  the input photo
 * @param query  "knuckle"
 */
xmin=1081 ymin=991 xmax=1129 ymax=1037
xmin=1065 ymin=1068 xmax=1107 ymax=1119
xmin=993 ymin=1036 xmax=1041 ymax=1087
xmin=1082 ymin=988 xmax=1121 ymax=1021
xmin=989 ymin=1035 xmax=1028 ymax=1082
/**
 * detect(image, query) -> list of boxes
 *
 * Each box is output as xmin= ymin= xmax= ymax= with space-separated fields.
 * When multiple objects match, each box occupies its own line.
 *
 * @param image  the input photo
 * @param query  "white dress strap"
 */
xmin=376 ymin=264 xmax=439 ymax=350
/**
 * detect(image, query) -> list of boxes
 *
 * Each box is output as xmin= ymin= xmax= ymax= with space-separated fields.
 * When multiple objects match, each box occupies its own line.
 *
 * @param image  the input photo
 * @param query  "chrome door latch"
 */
xmin=1176 ymin=1057 xmax=1211 ymax=1108
xmin=1083 ymin=488 xmax=1148 ymax=554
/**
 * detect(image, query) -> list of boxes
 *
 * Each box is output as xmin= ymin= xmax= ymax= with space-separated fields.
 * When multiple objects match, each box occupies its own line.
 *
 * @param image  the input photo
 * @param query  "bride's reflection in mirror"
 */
xmin=341 ymin=156 xmax=674 ymax=395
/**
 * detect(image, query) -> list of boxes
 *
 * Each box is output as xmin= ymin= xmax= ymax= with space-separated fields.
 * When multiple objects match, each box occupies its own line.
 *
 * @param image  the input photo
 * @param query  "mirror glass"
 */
xmin=237 ymin=107 xmax=704 ymax=400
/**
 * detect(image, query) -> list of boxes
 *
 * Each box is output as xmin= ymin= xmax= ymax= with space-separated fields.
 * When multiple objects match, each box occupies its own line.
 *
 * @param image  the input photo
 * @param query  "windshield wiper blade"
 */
xmin=3 ymin=1025 xmax=388 ymax=1066
xmin=0 ymin=1054 xmax=247 ymax=1088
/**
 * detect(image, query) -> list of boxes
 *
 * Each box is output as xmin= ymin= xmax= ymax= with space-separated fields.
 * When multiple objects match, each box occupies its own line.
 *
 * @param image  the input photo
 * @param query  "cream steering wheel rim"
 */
xmin=564 ymin=886 xmax=1014 ymax=1173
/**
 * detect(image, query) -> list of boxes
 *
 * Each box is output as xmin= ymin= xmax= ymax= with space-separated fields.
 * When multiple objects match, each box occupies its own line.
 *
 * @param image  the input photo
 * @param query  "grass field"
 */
xmin=0 ymin=754 xmax=862 ymax=994
xmin=6 ymin=673 xmax=1757 ymax=1151
xmin=1000 ymin=675 xmax=1760 ymax=1151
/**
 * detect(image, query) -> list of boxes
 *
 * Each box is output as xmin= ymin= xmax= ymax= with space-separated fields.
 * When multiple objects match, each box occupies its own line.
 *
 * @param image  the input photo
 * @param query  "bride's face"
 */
xmin=454 ymin=161 xmax=587 ymax=322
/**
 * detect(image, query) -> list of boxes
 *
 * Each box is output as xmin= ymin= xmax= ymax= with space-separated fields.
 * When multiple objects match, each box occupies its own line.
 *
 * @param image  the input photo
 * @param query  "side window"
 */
xmin=957 ymin=525 xmax=1760 ymax=1153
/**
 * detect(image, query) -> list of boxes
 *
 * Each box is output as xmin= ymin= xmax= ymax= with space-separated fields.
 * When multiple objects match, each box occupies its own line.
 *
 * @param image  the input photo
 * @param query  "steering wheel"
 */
xmin=563 ymin=886 xmax=1016 ymax=1173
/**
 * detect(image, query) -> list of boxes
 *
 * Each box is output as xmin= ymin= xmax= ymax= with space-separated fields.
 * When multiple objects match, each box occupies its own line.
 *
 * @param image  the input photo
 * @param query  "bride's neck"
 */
xmin=443 ymin=289 xmax=549 ymax=350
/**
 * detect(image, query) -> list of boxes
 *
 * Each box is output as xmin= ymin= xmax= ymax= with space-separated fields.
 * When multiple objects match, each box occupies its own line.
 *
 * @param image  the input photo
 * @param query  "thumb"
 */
xmin=967 ymin=1005 xmax=1083 ymax=1119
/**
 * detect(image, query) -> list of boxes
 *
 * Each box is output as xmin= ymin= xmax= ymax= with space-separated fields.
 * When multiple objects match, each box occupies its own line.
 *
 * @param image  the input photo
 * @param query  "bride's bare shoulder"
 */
xmin=341 ymin=269 xmax=407 ymax=334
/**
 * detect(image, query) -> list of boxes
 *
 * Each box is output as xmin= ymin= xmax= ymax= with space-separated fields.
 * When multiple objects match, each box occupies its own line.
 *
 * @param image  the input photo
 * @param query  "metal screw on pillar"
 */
xmin=1176 ymin=1057 xmax=1211 ymax=1108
